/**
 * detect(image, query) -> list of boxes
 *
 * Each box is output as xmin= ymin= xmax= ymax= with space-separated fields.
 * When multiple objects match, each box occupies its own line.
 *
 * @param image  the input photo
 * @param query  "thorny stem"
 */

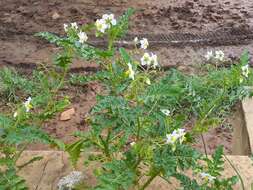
xmin=139 ymin=170 xmax=160 ymax=190
xmin=54 ymin=66 xmax=68 ymax=94
xmin=108 ymin=31 xmax=115 ymax=52
xmin=132 ymin=157 xmax=142 ymax=187
xmin=199 ymin=95 xmax=224 ymax=158
xmin=14 ymin=142 xmax=29 ymax=169
xmin=99 ymin=130 xmax=111 ymax=159
xmin=133 ymin=156 xmax=142 ymax=170
xmin=137 ymin=117 xmax=141 ymax=141
xmin=200 ymin=93 xmax=224 ymax=124
xmin=13 ymin=115 xmax=21 ymax=129
xmin=40 ymin=66 xmax=68 ymax=125
xmin=223 ymin=154 xmax=245 ymax=190
xmin=147 ymin=100 xmax=158 ymax=115
xmin=201 ymin=134 xmax=208 ymax=157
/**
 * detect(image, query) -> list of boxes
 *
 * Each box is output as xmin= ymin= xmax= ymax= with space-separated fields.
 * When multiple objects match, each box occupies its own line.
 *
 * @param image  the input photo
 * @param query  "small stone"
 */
xmin=52 ymin=12 xmax=60 ymax=20
xmin=60 ymin=108 xmax=75 ymax=121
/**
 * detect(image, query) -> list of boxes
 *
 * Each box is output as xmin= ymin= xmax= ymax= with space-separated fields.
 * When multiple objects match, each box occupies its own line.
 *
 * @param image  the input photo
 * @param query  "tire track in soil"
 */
xmin=1 ymin=0 xmax=253 ymax=70
xmin=1 ymin=27 xmax=253 ymax=73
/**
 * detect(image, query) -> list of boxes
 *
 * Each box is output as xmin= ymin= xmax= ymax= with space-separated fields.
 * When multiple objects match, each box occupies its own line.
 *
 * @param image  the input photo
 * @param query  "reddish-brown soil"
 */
xmin=1 ymin=0 xmax=253 ymax=69
xmin=1 ymin=0 xmax=253 ymax=154
xmin=193 ymin=121 xmax=234 ymax=154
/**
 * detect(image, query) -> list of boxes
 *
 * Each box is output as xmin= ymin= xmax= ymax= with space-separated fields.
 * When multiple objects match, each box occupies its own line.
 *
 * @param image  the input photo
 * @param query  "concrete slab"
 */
xmin=241 ymin=98 xmax=253 ymax=153
xmin=232 ymin=103 xmax=251 ymax=155
xmin=17 ymin=151 xmax=253 ymax=190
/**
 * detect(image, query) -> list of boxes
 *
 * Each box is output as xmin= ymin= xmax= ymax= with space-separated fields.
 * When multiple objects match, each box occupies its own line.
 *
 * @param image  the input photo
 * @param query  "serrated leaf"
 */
xmin=240 ymin=50 xmax=249 ymax=66
xmin=119 ymin=48 xmax=131 ymax=63
xmin=66 ymin=139 xmax=87 ymax=167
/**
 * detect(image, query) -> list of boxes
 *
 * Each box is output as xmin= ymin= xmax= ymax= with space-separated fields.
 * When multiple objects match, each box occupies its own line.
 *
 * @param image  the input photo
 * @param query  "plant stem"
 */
xmin=201 ymin=134 xmax=208 ymax=157
xmin=223 ymin=154 xmax=245 ymax=190
xmin=137 ymin=117 xmax=141 ymax=141
xmin=139 ymin=170 xmax=160 ymax=190
xmin=99 ymin=133 xmax=111 ymax=159
xmin=108 ymin=33 xmax=114 ymax=51
xmin=54 ymin=67 xmax=68 ymax=93
xmin=147 ymin=100 xmax=158 ymax=115
xmin=133 ymin=156 xmax=142 ymax=170
xmin=14 ymin=142 xmax=29 ymax=166
xmin=39 ymin=66 xmax=68 ymax=125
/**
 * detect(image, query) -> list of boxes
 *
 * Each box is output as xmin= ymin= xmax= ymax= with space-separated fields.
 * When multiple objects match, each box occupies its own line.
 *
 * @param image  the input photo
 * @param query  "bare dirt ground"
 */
xmin=1 ymin=0 xmax=253 ymax=153
xmin=1 ymin=0 xmax=253 ymax=68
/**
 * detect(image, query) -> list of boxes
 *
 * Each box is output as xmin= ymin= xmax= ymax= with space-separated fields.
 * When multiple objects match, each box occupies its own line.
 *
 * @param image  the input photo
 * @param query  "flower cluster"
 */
xmin=24 ymin=97 xmax=32 ymax=112
xmin=57 ymin=171 xmax=84 ymax=190
xmin=64 ymin=22 xmax=78 ymax=32
xmin=126 ymin=38 xmax=158 ymax=81
xmin=199 ymin=172 xmax=216 ymax=183
xmin=166 ymin=128 xmax=186 ymax=151
xmin=141 ymin=52 xmax=158 ymax=68
xmin=134 ymin=37 xmax=149 ymax=50
xmin=205 ymin=50 xmax=225 ymax=62
xmin=63 ymin=22 xmax=88 ymax=44
xmin=14 ymin=97 xmax=32 ymax=118
xmin=78 ymin=31 xmax=88 ymax=44
xmin=133 ymin=38 xmax=159 ymax=68
xmin=95 ymin=14 xmax=117 ymax=33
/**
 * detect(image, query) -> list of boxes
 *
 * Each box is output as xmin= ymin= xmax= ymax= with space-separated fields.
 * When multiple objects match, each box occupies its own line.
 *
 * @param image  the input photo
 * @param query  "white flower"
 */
xmin=146 ymin=78 xmax=151 ymax=85
xmin=199 ymin=172 xmax=216 ymax=182
xmin=127 ymin=63 xmax=135 ymax=80
xmin=161 ymin=109 xmax=170 ymax=116
xmin=141 ymin=53 xmax=151 ymax=66
xmin=102 ymin=14 xmax=117 ymax=27
xmin=242 ymin=64 xmax=249 ymax=78
xmin=205 ymin=50 xmax=225 ymax=62
xmin=23 ymin=97 xmax=32 ymax=112
xmin=134 ymin=37 xmax=139 ymax=45
xmin=70 ymin=22 xmax=78 ymax=30
xmin=140 ymin=38 xmax=149 ymax=49
xmin=215 ymin=50 xmax=225 ymax=61
xmin=150 ymin=53 xmax=158 ymax=68
xmin=63 ymin=23 xmax=68 ymax=32
xmin=57 ymin=171 xmax=84 ymax=190
xmin=140 ymin=52 xmax=159 ymax=68
xmin=166 ymin=128 xmax=186 ymax=145
xmin=205 ymin=51 xmax=213 ymax=61
xmin=13 ymin=111 xmax=18 ymax=118
xmin=95 ymin=19 xmax=108 ymax=33
xmin=130 ymin=142 xmax=136 ymax=146
xmin=166 ymin=134 xmax=177 ymax=144
xmin=78 ymin=31 xmax=88 ymax=43
xmin=176 ymin=128 xmax=186 ymax=143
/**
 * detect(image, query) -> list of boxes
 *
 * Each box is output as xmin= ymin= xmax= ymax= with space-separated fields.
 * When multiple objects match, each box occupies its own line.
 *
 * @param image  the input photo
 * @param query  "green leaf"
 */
xmin=66 ymin=139 xmax=87 ymax=167
xmin=0 ymin=168 xmax=28 ymax=190
xmin=119 ymin=48 xmax=131 ymax=63
xmin=0 ymin=67 xmax=35 ymax=102
xmin=95 ymin=160 xmax=136 ymax=190
xmin=240 ymin=50 xmax=249 ymax=66
xmin=113 ymin=8 xmax=135 ymax=39
xmin=35 ymin=32 xmax=62 ymax=45
xmin=54 ymin=53 xmax=72 ymax=69
xmin=173 ymin=173 xmax=200 ymax=190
